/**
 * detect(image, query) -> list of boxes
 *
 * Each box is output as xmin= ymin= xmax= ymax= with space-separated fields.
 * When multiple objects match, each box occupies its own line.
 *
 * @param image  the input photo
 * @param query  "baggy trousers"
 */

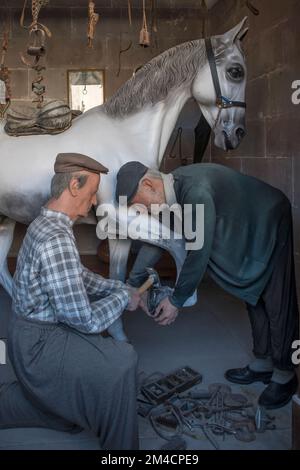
xmin=0 ymin=315 xmax=139 ymax=450
xmin=246 ymin=225 xmax=299 ymax=371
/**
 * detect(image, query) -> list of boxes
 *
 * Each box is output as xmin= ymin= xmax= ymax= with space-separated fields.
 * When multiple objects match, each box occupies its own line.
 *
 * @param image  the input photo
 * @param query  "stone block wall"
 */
xmin=208 ymin=0 xmax=300 ymax=293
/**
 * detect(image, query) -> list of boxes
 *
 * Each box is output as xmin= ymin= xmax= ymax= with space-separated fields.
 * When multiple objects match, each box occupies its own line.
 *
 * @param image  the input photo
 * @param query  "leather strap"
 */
xmin=205 ymin=37 xmax=246 ymax=110
xmin=205 ymin=38 xmax=222 ymax=102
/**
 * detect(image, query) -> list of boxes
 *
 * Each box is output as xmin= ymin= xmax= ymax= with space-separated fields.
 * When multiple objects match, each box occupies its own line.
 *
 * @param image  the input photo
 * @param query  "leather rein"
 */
xmin=205 ymin=38 xmax=246 ymax=129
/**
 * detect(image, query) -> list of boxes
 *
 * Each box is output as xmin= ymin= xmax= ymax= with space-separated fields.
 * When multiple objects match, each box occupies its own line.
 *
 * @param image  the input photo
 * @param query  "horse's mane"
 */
xmin=102 ymin=39 xmax=206 ymax=119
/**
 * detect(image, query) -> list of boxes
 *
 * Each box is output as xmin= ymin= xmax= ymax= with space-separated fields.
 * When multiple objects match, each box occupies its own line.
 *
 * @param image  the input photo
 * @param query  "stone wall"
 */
xmin=208 ymin=0 xmax=300 ymax=293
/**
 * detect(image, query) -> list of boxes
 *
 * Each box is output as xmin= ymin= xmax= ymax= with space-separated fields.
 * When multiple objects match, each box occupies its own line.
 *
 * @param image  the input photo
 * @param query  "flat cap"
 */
xmin=116 ymin=161 xmax=148 ymax=203
xmin=54 ymin=152 xmax=109 ymax=175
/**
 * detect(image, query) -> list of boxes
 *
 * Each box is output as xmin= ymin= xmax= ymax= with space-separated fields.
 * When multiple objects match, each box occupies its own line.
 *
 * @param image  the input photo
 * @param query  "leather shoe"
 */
xmin=225 ymin=366 xmax=272 ymax=385
xmin=258 ymin=375 xmax=298 ymax=409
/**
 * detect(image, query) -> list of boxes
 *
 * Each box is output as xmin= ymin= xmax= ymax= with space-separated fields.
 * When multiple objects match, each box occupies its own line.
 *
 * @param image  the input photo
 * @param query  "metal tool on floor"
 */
xmin=160 ymin=436 xmax=187 ymax=451
xmin=141 ymin=366 xmax=203 ymax=404
xmin=139 ymin=371 xmax=277 ymax=449
xmin=255 ymin=406 xmax=276 ymax=433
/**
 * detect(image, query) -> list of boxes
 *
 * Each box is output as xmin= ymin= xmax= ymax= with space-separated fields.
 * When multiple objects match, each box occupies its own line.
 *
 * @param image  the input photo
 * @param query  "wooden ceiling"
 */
xmin=2 ymin=1 xmax=219 ymax=10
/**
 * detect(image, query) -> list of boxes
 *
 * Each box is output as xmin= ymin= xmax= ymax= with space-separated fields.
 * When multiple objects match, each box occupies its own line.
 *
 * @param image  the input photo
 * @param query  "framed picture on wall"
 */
xmin=67 ymin=69 xmax=104 ymax=113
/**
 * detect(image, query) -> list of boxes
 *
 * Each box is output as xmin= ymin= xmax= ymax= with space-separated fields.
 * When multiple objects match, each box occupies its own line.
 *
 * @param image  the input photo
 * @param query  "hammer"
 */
xmin=137 ymin=267 xmax=161 ymax=295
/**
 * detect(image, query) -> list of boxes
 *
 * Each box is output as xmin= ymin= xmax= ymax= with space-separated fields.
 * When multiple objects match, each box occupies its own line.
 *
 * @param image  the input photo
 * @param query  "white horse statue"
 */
xmin=0 ymin=18 xmax=248 ymax=338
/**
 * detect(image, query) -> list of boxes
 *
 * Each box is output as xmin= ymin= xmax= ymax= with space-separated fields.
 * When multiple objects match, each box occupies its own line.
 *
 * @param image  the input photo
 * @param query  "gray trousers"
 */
xmin=0 ymin=315 xmax=139 ymax=450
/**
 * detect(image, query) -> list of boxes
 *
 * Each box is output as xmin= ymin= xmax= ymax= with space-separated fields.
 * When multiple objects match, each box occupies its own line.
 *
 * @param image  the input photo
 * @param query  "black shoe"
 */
xmin=225 ymin=366 xmax=273 ymax=385
xmin=258 ymin=375 xmax=298 ymax=409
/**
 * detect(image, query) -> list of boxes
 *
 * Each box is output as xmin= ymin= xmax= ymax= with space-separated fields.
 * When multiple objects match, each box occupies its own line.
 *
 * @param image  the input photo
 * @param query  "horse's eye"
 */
xmin=227 ymin=66 xmax=244 ymax=81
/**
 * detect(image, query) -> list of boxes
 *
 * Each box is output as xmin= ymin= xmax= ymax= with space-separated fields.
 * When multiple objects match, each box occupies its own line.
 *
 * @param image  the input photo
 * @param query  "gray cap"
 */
xmin=116 ymin=161 xmax=148 ymax=203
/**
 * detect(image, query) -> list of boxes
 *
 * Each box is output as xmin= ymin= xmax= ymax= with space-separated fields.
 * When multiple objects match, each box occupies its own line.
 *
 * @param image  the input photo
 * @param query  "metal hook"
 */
xmin=116 ymin=38 xmax=132 ymax=77
xmin=246 ymin=0 xmax=260 ymax=16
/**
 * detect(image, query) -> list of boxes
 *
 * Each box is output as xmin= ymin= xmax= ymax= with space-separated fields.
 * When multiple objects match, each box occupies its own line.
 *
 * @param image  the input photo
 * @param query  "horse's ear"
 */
xmin=223 ymin=17 xmax=248 ymax=44
xmin=237 ymin=27 xmax=249 ymax=42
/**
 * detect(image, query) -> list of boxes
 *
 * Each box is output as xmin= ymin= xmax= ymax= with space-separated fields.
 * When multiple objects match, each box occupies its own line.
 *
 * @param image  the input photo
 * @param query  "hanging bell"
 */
xmin=139 ymin=0 xmax=150 ymax=47
xmin=139 ymin=27 xmax=150 ymax=47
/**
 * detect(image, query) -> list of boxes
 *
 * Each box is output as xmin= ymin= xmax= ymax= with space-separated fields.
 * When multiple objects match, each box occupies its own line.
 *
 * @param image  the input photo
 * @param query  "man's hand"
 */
xmin=126 ymin=287 xmax=141 ymax=311
xmin=139 ymin=292 xmax=152 ymax=317
xmin=153 ymin=297 xmax=179 ymax=326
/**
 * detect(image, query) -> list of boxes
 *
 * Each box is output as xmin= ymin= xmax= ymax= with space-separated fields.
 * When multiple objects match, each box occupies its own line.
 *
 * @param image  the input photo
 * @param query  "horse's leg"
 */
xmin=0 ymin=218 xmax=16 ymax=297
xmin=107 ymin=238 xmax=132 ymax=342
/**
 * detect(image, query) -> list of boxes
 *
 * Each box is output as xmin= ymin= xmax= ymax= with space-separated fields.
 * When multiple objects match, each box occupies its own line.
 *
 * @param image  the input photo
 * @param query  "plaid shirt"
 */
xmin=12 ymin=206 xmax=130 ymax=334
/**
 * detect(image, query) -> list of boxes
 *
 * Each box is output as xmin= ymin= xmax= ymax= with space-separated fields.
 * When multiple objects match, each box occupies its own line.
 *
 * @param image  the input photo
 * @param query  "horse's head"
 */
xmin=192 ymin=18 xmax=248 ymax=151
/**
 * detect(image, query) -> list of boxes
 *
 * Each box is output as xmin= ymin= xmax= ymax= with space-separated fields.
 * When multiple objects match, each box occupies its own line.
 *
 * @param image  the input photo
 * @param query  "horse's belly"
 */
xmin=0 ymin=189 xmax=49 ymax=224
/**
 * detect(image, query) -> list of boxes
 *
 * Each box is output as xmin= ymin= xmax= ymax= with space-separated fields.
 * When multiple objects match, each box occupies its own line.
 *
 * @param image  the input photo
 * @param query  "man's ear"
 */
xmin=141 ymin=178 xmax=154 ymax=191
xmin=69 ymin=176 xmax=80 ymax=196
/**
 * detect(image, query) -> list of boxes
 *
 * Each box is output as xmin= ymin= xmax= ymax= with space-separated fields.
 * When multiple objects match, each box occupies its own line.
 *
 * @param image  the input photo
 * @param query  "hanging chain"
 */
xmin=0 ymin=30 xmax=9 ymax=68
xmin=0 ymin=30 xmax=11 ymax=119
xmin=19 ymin=0 xmax=51 ymax=108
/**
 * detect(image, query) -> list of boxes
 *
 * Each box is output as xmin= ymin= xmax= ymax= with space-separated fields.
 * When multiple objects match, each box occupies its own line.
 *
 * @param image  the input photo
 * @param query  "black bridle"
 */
xmin=205 ymin=38 xmax=246 ymax=128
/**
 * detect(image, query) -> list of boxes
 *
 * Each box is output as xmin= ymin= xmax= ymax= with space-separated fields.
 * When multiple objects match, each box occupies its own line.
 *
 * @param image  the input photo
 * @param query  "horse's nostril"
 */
xmin=236 ymin=127 xmax=246 ymax=140
xmin=222 ymin=131 xmax=234 ymax=151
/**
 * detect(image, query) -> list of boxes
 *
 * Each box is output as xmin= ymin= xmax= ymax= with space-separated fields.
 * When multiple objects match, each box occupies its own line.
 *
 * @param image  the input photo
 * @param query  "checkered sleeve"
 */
xmin=39 ymin=234 xmax=129 ymax=334
xmin=81 ymin=266 xmax=126 ymax=296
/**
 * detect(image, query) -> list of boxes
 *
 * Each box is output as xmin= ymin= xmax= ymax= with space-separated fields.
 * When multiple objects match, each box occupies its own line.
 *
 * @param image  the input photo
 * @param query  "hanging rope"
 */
xmin=117 ymin=36 xmax=132 ymax=77
xmin=20 ymin=0 xmax=51 ymax=37
xmin=116 ymin=7 xmax=132 ymax=77
xmin=150 ymin=0 xmax=158 ymax=50
xmin=0 ymin=30 xmax=11 ymax=120
xmin=200 ymin=0 xmax=208 ymax=38
xmin=87 ymin=1 xmax=100 ymax=48
xmin=128 ymin=0 xmax=132 ymax=27
xmin=139 ymin=0 xmax=150 ymax=47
